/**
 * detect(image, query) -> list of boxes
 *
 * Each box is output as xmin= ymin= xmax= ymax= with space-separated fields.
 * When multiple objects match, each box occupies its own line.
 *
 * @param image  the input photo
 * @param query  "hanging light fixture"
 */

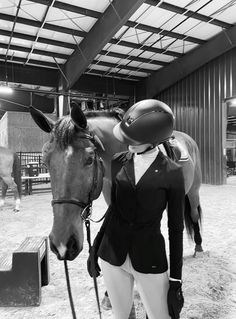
xmin=229 ymin=98 xmax=236 ymax=107
xmin=0 ymin=82 xmax=13 ymax=94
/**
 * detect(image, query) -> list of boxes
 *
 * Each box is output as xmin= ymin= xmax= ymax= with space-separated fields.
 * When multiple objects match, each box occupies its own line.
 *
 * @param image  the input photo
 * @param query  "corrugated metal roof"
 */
xmin=0 ymin=0 xmax=235 ymax=91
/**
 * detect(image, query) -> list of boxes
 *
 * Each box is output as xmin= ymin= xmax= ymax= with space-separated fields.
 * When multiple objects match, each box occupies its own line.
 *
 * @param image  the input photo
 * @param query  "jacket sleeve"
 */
xmin=167 ymin=165 xmax=185 ymax=280
xmin=92 ymin=204 xmax=113 ymax=252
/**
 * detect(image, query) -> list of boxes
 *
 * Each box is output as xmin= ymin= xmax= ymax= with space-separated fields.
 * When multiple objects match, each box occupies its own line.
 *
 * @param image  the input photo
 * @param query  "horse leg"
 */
xmin=0 ymin=180 xmax=8 ymax=207
xmin=1 ymin=176 xmax=20 ymax=212
xmin=187 ymin=190 xmax=203 ymax=255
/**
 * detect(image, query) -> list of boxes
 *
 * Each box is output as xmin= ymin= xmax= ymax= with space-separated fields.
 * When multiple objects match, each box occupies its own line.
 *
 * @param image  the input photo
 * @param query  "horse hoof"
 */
xmin=101 ymin=294 xmax=112 ymax=310
xmin=193 ymin=245 xmax=204 ymax=257
xmin=13 ymin=208 xmax=20 ymax=213
xmin=195 ymin=244 xmax=203 ymax=252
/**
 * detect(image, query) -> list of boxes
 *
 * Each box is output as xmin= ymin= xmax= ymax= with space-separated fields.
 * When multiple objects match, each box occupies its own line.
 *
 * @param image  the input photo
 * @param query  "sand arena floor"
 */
xmin=0 ymin=182 xmax=236 ymax=319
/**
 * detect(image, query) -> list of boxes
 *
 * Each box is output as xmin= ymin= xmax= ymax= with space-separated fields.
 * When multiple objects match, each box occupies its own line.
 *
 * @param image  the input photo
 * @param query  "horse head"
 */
xmin=30 ymin=104 xmax=105 ymax=260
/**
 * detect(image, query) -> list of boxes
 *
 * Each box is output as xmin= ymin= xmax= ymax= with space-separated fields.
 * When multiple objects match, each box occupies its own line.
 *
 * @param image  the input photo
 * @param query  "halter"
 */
xmin=51 ymin=131 xmax=104 ymax=221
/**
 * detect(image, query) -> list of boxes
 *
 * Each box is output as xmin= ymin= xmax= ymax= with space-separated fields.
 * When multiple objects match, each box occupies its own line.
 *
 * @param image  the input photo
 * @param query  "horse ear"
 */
xmin=29 ymin=106 xmax=54 ymax=133
xmin=93 ymin=134 xmax=105 ymax=151
xmin=70 ymin=101 xmax=87 ymax=129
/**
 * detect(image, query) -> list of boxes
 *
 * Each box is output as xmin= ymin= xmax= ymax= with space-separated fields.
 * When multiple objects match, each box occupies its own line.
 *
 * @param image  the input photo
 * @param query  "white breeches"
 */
xmin=100 ymin=255 xmax=171 ymax=319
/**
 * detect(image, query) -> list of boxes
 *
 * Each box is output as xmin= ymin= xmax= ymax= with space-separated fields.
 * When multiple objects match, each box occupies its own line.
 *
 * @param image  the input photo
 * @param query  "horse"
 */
xmin=29 ymin=104 xmax=203 ymax=259
xmin=0 ymin=146 xmax=22 ymax=212
xmin=29 ymin=104 xmax=203 ymax=318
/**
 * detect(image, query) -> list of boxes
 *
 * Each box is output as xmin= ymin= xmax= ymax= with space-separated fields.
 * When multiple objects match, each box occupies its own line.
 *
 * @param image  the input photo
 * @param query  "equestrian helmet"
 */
xmin=113 ymin=99 xmax=174 ymax=145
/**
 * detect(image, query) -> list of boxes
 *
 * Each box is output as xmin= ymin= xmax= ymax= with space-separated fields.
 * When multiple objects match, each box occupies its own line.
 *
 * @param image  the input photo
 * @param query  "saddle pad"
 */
xmin=159 ymin=139 xmax=189 ymax=162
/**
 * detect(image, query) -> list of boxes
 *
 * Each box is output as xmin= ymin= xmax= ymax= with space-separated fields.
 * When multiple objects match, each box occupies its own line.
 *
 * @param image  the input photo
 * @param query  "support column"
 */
xmin=58 ymin=95 xmax=64 ymax=118
xmin=58 ymin=71 xmax=70 ymax=117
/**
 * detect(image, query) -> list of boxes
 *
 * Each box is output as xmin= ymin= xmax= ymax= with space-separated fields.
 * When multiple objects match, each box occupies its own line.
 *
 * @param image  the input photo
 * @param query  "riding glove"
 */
xmin=167 ymin=281 xmax=184 ymax=319
xmin=87 ymin=245 xmax=101 ymax=277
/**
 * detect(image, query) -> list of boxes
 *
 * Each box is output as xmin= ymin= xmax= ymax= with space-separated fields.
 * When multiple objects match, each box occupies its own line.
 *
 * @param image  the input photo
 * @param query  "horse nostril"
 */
xmin=49 ymin=239 xmax=59 ymax=256
xmin=49 ymin=236 xmax=67 ymax=260
xmin=66 ymin=235 xmax=81 ymax=260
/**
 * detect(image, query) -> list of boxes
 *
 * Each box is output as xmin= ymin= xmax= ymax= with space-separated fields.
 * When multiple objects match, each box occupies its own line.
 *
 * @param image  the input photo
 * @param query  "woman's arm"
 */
xmin=167 ymin=165 xmax=185 ymax=280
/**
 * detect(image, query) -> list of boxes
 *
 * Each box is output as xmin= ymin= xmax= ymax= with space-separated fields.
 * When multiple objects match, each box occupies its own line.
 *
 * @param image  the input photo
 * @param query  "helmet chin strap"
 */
xmin=129 ymin=144 xmax=156 ymax=155
xmin=136 ymin=144 xmax=155 ymax=155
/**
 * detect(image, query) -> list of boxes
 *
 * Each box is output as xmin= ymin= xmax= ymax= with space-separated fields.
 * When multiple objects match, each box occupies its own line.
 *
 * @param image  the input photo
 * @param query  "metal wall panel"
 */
xmin=156 ymin=48 xmax=236 ymax=184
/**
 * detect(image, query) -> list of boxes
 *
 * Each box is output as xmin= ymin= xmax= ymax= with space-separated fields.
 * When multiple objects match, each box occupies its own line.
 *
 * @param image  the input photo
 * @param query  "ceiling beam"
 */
xmin=28 ymin=0 xmax=101 ymax=18
xmin=0 ymin=61 xmax=58 ymax=87
xmin=0 ymin=61 xmax=139 ymax=98
xmin=92 ymin=59 xmax=153 ymax=74
xmin=0 ymin=54 xmax=57 ymax=69
xmin=0 ymin=22 xmax=177 ymax=64
xmin=109 ymin=38 xmax=183 ymax=58
xmin=145 ymin=0 xmax=233 ymax=29
xmin=0 ymin=29 xmax=169 ymax=69
xmin=0 ymin=13 xmax=182 ymax=62
xmin=0 ymin=29 xmax=75 ymax=49
xmin=125 ymin=21 xmax=205 ymax=45
xmin=72 ymin=73 xmax=137 ymax=97
xmin=144 ymin=24 xmax=236 ymax=98
xmin=0 ymin=42 xmax=68 ymax=60
xmin=62 ymin=0 xmax=146 ymax=89
xmin=100 ymin=50 xmax=168 ymax=66
xmin=84 ymin=69 xmax=142 ymax=82
xmin=0 ymin=13 xmax=86 ymax=37
xmin=28 ymin=0 xmax=205 ymax=45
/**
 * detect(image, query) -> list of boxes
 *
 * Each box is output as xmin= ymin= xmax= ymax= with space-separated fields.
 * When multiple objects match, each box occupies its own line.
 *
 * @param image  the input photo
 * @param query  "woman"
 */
xmin=88 ymin=99 xmax=185 ymax=319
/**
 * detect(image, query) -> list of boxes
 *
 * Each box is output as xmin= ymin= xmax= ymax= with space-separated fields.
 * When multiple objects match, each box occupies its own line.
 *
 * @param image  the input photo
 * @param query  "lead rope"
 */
xmin=64 ymin=260 xmax=77 ymax=319
xmin=63 ymin=217 xmax=103 ymax=319
xmin=63 ymin=151 xmax=103 ymax=318
xmin=85 ymin=218 xmax=103 ymax=319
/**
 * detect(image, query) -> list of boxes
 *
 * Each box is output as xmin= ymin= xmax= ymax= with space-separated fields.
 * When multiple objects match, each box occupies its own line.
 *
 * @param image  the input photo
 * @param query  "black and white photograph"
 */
xmin=0 ymin=0 xmax=236 ymax=318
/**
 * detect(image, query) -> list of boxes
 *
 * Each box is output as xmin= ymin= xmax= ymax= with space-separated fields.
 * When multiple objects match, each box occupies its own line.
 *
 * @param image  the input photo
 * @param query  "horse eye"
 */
xmin=85 ymin=157 xmax=94 ymax=166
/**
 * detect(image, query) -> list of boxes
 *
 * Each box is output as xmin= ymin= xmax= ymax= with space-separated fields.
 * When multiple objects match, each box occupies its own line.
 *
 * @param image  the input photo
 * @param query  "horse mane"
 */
xmin=84 ymin=108 xmax=124 ymax=121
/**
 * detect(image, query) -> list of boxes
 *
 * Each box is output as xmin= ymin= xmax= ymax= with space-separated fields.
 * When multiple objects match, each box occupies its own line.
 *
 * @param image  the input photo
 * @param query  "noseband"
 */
xmin=51 ymin=131 xmax=104 ymax=221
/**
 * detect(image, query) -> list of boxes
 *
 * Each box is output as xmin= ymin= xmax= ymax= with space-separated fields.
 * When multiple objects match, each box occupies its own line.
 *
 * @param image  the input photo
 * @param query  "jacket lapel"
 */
xmin=123 ymin=152 xmax=136 ymax=188
xmin=135 ymin=151 xmax=163 ymax=187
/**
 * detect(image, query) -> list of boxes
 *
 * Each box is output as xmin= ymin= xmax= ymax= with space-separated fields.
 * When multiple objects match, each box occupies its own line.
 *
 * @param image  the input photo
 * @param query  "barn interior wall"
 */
xmin=0 ymin=112 xmax=53 ymax=152
xmin=156 ymin=47 xmax=236 ymax=185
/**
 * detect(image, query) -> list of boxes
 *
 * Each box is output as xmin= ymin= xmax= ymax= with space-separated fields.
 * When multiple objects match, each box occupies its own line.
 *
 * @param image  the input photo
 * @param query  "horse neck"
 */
xmin=87 ymin=116 xmax=126 ymax=161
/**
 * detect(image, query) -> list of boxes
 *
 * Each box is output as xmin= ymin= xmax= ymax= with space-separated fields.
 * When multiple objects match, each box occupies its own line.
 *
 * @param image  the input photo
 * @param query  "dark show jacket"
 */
xmin=95 ymin=150 xmax=185 ymax=279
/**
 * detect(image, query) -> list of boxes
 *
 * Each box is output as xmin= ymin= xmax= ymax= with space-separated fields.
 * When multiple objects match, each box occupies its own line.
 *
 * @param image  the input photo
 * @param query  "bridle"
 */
xmin=51 ymin=131 xmax=104 ymax=221
xmin=50 ymin=131 xmax=104 ymax=319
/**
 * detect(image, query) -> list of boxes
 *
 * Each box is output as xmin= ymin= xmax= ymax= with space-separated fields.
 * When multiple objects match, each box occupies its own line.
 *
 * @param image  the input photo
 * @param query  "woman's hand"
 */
xmin=167 ymin=281 xmax=184 ymax=319
xmin=87 ymin=246 xmax=101 ymax=277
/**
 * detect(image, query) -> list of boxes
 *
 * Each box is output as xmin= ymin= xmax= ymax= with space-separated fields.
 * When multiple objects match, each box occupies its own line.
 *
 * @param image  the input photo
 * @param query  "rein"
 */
xmin=51 ymin=133 xmax=104 ymax=319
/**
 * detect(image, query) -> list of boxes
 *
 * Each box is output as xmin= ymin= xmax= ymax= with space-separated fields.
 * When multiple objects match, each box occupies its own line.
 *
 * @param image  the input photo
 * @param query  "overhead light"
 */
xmin=0 ymin=83 xmax=13 ymax=94
xmin=229 ymin=98 xmax=236 ymax=107
xmin=227 ymin=98 xmax=236 ymax=107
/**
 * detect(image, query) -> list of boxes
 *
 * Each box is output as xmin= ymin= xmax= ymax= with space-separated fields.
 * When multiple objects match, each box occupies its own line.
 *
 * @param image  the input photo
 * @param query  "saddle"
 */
xmin=160 ymin=137 xmax=189 ymax=163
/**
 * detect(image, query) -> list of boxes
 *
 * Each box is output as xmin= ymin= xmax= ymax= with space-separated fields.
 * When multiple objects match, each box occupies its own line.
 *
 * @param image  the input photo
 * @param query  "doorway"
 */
xmin=226 ymin=98 xmax=236 ymax=185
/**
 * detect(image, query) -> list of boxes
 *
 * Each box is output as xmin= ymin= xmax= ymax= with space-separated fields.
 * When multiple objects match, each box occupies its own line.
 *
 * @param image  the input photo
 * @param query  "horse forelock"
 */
xmin=53 ymin=116 xmax=83 ymax=150
xmin=49 ymin=109 xmax=124 ymax=152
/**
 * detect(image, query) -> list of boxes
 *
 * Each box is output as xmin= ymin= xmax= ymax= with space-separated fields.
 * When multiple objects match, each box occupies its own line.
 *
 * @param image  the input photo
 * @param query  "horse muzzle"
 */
xmin=49 ymin=234 xmax=82 ymax=260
